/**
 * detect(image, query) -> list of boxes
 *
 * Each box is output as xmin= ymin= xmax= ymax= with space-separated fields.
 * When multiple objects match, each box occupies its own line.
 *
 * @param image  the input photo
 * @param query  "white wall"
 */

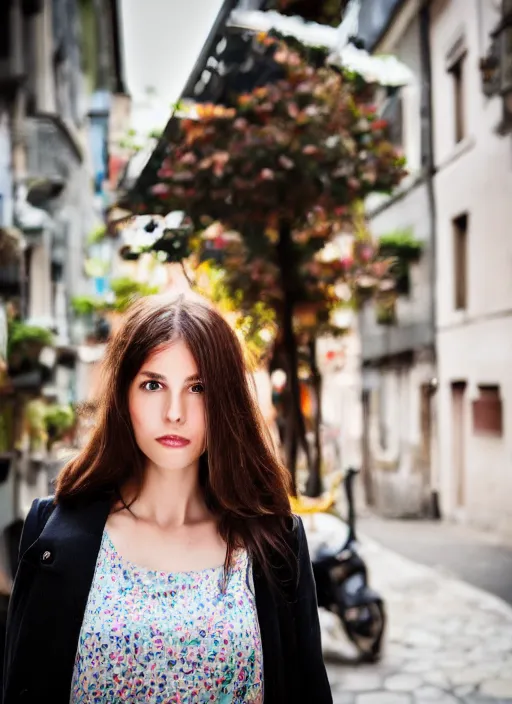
xmin=431 ymin=0 xmax=512 ymax=539
xmin=365 ymin=7 xmax=434 ymax=343
xmin=319 ymin=325 xmax=363 ymax=473
xmin=358 ymin=4 xmax=437 ymax=516
xmin=365 ymin=356 xmax=435 ymax=516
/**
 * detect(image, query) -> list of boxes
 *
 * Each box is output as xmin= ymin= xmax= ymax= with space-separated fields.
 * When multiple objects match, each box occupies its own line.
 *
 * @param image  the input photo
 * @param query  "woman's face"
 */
xmin=128 ymin=339 xmax=206 ymax=474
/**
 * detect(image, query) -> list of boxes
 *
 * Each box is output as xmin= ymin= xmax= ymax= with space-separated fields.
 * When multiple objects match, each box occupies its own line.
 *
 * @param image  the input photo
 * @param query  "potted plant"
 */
xmin=44 ymin=404 xmax=76 ymax=452
xmin=7 ymin=320 xmax=54 ymax=376
xmin=378 ymin=229 xmax=423 ymax=296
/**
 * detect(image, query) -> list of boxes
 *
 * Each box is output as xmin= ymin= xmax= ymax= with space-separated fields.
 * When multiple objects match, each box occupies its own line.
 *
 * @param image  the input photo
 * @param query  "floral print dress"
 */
xmin=70 ymin=531 xmax=264 ymax=703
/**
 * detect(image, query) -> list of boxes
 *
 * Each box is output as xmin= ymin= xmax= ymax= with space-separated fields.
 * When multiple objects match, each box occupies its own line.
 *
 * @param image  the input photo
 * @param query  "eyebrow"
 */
xmin=139 ymin=371 xmax=202 ymax=383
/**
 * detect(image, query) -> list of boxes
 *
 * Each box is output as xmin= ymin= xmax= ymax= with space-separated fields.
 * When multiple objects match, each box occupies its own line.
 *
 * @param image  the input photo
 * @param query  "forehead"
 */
xmin=141 ymin=340 xmax=199 ymax=375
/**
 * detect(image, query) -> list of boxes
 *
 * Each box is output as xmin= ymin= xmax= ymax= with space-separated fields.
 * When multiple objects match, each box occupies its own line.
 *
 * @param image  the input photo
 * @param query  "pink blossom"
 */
xmin=180 ymin=152 xmax=197 ymax=165
xmin=151 ymin=183 xmax=169 ymax=196
xmin=278 ymin=155 xmax=295 ymax=170
xmin=287 ymin=103 xmax=299 ymax=119
xmin=234 ymin=118 xmax=248 ymax=130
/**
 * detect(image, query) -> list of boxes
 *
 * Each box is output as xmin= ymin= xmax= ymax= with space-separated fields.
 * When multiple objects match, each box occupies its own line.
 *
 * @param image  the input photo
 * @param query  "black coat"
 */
xmin=3 ymin=494 xmax=333 ymax=704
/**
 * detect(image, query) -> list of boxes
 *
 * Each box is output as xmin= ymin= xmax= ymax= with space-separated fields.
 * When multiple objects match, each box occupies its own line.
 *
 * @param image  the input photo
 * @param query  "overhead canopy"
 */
xmin=228 ymin=2 xmax=413 ymax=87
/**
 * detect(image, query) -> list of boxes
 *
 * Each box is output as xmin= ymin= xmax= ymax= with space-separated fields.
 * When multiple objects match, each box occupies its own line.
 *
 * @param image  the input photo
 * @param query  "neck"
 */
xmin=124 ymin=460 xmax=209 ymax=529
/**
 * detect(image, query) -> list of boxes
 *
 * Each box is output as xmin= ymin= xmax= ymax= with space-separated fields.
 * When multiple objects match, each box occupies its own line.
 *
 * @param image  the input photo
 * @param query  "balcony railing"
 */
xmin=25 ymin=114 xmax=82 ymax=191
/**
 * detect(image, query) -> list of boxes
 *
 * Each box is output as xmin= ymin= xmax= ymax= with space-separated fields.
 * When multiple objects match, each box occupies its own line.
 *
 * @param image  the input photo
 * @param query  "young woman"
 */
xmin=4 ymin=294 xmax=332 ymax=704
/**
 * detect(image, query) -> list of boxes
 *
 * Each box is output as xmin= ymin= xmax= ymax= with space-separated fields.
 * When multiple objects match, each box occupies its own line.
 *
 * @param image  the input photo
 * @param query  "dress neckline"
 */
xmin=102 ymin=529 xmax=245 ymax=580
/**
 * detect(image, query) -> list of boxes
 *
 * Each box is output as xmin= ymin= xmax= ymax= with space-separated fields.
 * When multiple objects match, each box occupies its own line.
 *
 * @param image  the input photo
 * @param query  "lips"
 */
xmin=156 ymin=435 xmax=191 ymax=448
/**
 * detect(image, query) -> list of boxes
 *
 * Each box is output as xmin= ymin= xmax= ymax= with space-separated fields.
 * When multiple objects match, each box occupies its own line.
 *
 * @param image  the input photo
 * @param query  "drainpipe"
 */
xmin=419 ymin=0 xmax=441 ymax=519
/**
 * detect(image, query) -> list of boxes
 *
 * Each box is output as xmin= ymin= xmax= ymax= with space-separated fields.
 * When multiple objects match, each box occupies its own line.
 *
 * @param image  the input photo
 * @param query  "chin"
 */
xmin=146 ymin=448 xmax=201 ymax=472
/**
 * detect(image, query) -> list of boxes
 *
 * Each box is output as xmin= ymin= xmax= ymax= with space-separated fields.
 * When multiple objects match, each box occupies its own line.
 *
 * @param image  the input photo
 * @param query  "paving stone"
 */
xmin=340 ymin=671 xmax=383 ymax=692
xmin=479 ymin=678 xmax=512 ymax=698
xmin=403 ymin=630 xmax=443 ymax=649
xmin=499 ymin=658 xmax=512 ymax=676
xmin=449 ymin=665 xmax=503 ymax=687
xmin=384 ymin=674 xmax=424 ymax=692
xmin=332 ymin=694 xmax=356 ymax=704
xmin=402 ymin=659 xmax=432 ymax=674
xmin=462 ymin=696 xmax=512 ymax=704
xmin=422 ymin=670 xmax=451 ymax=689
xmin=417 ymin=695 xmax=459 ymax=704
xmin=355 ymin=693 xmax=411 ymax=704
xmin=439 ymin=657 xmax=469 ymax=671
xmin=455 ymin=685 xmax=476 ymax=697
xmin=415 ymin=685 xmax=450 ymax=700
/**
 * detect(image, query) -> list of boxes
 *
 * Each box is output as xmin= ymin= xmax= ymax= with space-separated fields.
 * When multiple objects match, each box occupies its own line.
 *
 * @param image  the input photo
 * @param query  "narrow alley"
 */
xmin=325 ymin=534 xmax=512 ymax=703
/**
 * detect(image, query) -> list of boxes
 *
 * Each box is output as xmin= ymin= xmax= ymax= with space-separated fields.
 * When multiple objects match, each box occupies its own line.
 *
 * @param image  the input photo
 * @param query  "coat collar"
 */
xmin=25 ymin=494 xmax=291 ymax=704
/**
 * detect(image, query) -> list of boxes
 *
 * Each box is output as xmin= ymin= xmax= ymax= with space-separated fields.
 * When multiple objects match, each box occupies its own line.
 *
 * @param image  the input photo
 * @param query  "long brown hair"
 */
xmin=56 ymin=293 xmax=293 ymax=582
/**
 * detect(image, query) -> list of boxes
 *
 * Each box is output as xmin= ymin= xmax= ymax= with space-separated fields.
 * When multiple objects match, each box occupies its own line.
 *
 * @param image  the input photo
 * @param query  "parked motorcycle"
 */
xmin=301 ymin=468 xmax=386 ymax=662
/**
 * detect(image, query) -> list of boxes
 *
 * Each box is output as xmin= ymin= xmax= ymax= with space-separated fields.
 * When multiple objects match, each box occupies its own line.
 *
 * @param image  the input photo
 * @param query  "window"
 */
xmin=472 ymin=385 xmax=503 ymax=437
xmin=450 ymin=56 xmax=466 ymax=143
xmin=453 ymin=213 xmax=468 ymax=310
xmin=446 ymin=33 xmax=467 ymax=146
xmin=381 ymin=87 xmax=404 ymax=149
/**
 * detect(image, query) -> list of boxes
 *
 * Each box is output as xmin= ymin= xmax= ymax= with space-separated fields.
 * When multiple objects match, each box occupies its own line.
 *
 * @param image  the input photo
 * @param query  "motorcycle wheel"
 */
xmin=341 ymin=600 xmax=386 ymax=662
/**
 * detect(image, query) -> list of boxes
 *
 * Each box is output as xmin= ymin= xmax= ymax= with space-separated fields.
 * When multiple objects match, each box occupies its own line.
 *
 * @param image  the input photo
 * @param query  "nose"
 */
xmin=166 ymin=392 xmax=185 ymax=425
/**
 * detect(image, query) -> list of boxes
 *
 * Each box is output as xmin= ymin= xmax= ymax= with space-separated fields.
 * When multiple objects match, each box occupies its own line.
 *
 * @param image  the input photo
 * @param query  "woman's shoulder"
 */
xmin=283 ymin=514 xmax=306 ymax=553
xmin=25 ymin=495 xmax=56 ymax=529
xmin=18 ymin=495 xmax=56 ymax=564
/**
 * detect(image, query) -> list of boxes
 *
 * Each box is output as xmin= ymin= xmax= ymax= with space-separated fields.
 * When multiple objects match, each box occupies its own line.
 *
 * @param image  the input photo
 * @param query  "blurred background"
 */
xmin=1 ymin=0 xmax=512 ymax=701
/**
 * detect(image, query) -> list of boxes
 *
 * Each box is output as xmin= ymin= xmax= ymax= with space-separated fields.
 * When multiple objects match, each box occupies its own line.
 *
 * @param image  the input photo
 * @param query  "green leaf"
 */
xmin=86 ymin=225 xmax=107 ymax=246
xmin=84 ymin=258 xmax=110 ymax=278
xmin=71 ymin=295 xmax=104 ymax=316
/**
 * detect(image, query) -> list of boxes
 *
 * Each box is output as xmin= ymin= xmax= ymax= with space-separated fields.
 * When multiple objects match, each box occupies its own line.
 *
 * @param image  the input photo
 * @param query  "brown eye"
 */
xmin=190 ymin=382 xmax=205 ymax=394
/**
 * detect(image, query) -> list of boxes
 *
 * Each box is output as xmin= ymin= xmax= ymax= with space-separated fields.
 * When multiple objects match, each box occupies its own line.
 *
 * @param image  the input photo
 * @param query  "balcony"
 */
xmin=24 ymin=114 xmax=83 ymax=207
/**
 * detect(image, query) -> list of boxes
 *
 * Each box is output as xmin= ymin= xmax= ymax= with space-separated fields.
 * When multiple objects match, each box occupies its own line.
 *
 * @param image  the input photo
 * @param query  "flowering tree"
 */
xmin=130 ymin=33 xmax=406 ymax=490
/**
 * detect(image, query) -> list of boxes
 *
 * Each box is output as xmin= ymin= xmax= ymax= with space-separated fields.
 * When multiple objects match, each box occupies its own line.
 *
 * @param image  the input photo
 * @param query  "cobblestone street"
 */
xmin=322 ymin=538 xmax=512 ymax=703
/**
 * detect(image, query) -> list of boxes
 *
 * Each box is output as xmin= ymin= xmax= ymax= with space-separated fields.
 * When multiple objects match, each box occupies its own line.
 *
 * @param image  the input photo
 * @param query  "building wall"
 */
xmin=361 ymin=182 xmax=434 ymax=358
xmin=0 ymin=107 xmax=13 ymax=227
xmin=431 ymin=0 xmax=512 ymax=539
xmin=319 ymin=324 xmax=363 ymax=470
xmin=361 ymin=180 xmax=436 ymax=516
xmin=359 ymin=4 xmax=437 ymax=516
xmin=363 ymin=352 xmax=436 ymax=516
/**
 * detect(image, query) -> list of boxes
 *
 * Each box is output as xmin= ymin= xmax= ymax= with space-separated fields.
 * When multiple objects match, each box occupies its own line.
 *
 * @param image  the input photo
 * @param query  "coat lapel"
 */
xmin=253 ymin=567 xmax=286 ymax=703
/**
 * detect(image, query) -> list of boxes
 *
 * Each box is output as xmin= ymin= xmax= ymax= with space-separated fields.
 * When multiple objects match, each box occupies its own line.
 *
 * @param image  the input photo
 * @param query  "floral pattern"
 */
xmin=70 ymin=531 xmax=264 ymax=703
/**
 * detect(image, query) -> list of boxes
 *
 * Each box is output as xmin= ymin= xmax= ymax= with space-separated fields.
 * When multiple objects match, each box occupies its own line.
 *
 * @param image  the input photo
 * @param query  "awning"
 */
xmin=227 ymin=5 xmax=413 ymax=87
